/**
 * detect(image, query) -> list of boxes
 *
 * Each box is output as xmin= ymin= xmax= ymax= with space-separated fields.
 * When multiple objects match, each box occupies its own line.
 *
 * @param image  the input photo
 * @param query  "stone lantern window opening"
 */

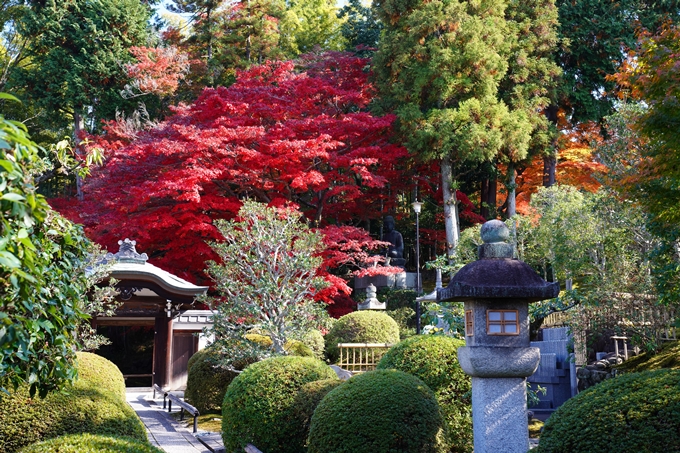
xmin=486 ymin=309 xmax=519 ymax=335
xmin=465 ymin=310 xmax=474 ymax=336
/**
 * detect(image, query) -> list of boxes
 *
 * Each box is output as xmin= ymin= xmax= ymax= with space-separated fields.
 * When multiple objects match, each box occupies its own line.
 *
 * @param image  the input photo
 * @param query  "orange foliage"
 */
xmin=509 ymin=116 xmax=606 ymax=215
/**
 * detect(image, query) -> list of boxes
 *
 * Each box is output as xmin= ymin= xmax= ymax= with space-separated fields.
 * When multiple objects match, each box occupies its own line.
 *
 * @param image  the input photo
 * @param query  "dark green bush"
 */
xmin=17 ymin=434 xmax=163 ymax=453
xmin=307 ymin=369 xmax=448 ymax=453
xmin=221 ymin=356 xmax=338 ymax=453
xmin=324 ymin=311 xmax=400 ymax=363
xmin=0 ymin=352 xmax=147 ymax=453
xmin=536 ymin=369 xmax=680 ymax=453
xmin=185 ymin=346 xmax=256 ymax=414
xmin=377 ymin=335 xmax=472 ymax=453
xmin=293 ymin=379 xmax=344 ymax=443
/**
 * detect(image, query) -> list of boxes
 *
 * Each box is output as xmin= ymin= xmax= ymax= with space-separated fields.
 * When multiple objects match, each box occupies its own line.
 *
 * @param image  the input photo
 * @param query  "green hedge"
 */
xmin=324 ymin=311 xmax=400 ymax=363
xmin=293 ymin=379 xmax=344 ymax=443
xmin=185 ymin=346 xmax=255 ymax=414
xmin=17 ymin=434 xmax=163 ymax=453
xmin=307 ymin=369 xmax=448 ymax=453
xmin=301 ymin=329 xmax=326 ymax=360
xmin=536 ymin=369 xmax=680 ymax=453
xmin=377 ymin=335 xmax=472 ymax=453
xmin=221 ymin=356 xmax=338 ymax=453
xmin=0 ymin=352 xmax=147 ymax=453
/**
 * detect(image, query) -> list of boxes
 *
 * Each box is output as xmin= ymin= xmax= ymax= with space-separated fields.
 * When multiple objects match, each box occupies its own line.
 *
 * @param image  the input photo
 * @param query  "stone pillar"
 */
xmin=472 ymin=377 xmax=528 ymax=452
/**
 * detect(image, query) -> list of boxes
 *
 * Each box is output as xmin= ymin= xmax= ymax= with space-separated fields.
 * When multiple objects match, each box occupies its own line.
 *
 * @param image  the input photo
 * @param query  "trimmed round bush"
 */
xmin=307 ymin=369 xmax=447 ymax=453
xmin=324 ymin=311 xmax=400 ymax=363
xmin=301 ymin=329 xmax=326 ymax=360
xmin=293 ymin=379 xmax=344 ymax=441
xmin=221 ymin=356 xmax=338 ymax=453
xmin=377 ymin=335 xmax=472 ymax=453
xmin=0 ymin=352 xmax=146 ymax=453
xmin=17 ymin=434 xmax=163 ymax=453
xmin=536 ymin=369 xmax=680 ymax=453
xmin=185 ymin=346 xmax=256 ymax=414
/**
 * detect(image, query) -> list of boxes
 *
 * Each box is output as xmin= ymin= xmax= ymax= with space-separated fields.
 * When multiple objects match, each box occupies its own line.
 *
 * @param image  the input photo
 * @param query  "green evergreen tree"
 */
xmin=11 ymin=0 xmax=150 ymax=197
xmin=281 ymin=0 xmax=346 ymax=55
xmin=337 ymin=0 xmax=382 ymax=53
xmin=373 ymin=0 xmax=558 ymax=259
xmin=13 ymin=0 xmax=151 ymax=132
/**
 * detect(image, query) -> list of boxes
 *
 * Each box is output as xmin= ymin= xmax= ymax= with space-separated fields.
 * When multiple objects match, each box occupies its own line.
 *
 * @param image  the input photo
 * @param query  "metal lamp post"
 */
xmin=412 ymin=200 xmax=423 ymax=333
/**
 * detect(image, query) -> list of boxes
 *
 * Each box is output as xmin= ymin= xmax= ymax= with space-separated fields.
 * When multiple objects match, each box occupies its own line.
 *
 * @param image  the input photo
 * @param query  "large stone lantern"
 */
xmin=438 ymin=220 xmax=559 ymax=453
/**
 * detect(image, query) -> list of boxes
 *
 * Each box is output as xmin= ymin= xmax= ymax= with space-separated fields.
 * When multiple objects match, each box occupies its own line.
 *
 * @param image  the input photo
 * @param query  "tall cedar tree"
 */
xmin=51 ymin=53 xmax=409 ymax=298
xmin=498 ymin=0 xmax=560 ymax=216
xmin=373 ymin=0 xmax=558 ymax=260
xmin=12 ymin=0 xmax=151 ymax=132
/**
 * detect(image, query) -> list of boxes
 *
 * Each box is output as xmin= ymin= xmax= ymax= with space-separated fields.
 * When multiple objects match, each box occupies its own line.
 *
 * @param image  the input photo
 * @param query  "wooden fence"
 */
xmin=337 ymin=343 xmax=394 ymax=373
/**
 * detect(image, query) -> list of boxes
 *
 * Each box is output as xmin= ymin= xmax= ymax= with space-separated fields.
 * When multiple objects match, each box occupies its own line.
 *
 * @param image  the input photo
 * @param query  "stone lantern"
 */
xmin=437 ymin=220 xmax=559 ymax=453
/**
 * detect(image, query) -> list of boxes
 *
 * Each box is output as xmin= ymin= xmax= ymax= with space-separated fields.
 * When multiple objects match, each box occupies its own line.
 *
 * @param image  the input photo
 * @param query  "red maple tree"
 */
xmin=52 ymin=53 xmax=410 ymax=300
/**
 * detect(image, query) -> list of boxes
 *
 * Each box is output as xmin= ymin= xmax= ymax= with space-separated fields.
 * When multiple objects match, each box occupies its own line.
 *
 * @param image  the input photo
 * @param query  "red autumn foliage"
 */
xmin=125 ymin=46 xmax=190 ymax=96
xmin=51 ymin=53 xmax=410 ymax=302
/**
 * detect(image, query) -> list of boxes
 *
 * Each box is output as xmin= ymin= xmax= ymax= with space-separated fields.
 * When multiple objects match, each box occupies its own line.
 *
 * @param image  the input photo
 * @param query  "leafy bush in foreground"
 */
xmin=0 ymin=352 xmax=146 ymax=453
xmin=17 ymin=434 xmax=163 ymax=453
xmin=221 ymin=356 xmax=337 ymax=453
xmin=536 ymin=369 xmax=680 ymax=453
xmin=378 ymin=335 xmax=472 ymax=453
xmin=308 ymin=369 xmax=448 ymax=453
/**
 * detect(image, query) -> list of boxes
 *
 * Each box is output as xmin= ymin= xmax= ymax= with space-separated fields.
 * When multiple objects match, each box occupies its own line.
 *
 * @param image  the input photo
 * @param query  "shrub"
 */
xmin=377 ymin=335 xmax=472 ymax=453
xmin=244 ymin=333 xmax=315 ymax=357
xmin=185 ymin=346 xmax=256 ymax=414
xmin=293 ymin=379 xmax=344 ymax=442
xmin=307 ymin=369 xmax=448 ymax=453
xmin=0 ymin=352 xmax=146 ymax=453
xmin=614 ymin=340 xmax=680 ymax=373
xmin=301 ymin=329 xmax=326 ymax=360
xmin=536 ymin=369 xmax=680 ymax=453
xmin=324 ymin=311 xmax=400 ymax=363
xmin=17 ymin=434 xmax=163 ymax=453
xmin=221 ymin=356 xmax=338 ymax=453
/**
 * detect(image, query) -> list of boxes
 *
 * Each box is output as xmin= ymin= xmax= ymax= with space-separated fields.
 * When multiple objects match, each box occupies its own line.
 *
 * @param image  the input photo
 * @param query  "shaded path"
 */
xmin=126 ymin=388 xmax=223 ymax=453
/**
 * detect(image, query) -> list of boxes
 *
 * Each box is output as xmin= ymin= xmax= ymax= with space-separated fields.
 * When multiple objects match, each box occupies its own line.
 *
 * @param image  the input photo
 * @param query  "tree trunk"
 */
xmin=480 ymin=179 xmax=489 ymax=218
xmin=74 ymin=111 xmax=85 ymax=201
xmin=441 ymin=157 xmax=459 ymax=266
xmin=543 ymin=154 xmax=556 ymax=187
xmin=488 ymin=176 xmax=497 ymax=217
xmin=543 ymin=104 xmax=558 ymax=187
xmin=506 ymin=162 xmax=516 ymax=218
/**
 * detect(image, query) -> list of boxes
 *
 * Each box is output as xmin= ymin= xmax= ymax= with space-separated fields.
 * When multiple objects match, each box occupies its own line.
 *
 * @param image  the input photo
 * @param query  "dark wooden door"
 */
xmin=171 ymin=332 xmax=198 ymax=390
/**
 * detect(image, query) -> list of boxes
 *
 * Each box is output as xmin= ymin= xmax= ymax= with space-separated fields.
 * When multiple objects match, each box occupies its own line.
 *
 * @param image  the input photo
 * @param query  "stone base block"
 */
xmin=472 ymin=377 xmax=530 ymax=453
xmin=354 ymin=273 xmax=417 ymax=290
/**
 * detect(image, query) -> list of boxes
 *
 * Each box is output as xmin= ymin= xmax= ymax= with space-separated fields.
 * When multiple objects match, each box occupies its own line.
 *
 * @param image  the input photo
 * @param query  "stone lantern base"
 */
xmin=471 ymin=377 xmax=530 ymax=453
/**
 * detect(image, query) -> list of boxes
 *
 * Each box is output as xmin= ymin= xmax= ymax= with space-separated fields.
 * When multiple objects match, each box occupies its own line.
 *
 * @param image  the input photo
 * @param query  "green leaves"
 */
xmin=0 ymin=110 xmax=93 ymax=396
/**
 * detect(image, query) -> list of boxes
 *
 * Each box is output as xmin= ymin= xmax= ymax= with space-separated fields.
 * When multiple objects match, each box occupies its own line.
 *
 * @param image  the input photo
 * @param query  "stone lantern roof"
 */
xmin=438 ymin=220 xmax=559 ymax=303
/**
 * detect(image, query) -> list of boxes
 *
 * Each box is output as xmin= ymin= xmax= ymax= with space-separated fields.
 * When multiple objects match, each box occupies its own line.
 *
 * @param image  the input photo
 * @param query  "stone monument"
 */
xmin=381 ymin=215 xmax=405 ymax=268
xmin=437 ymin=220 xmax=559 ymax=453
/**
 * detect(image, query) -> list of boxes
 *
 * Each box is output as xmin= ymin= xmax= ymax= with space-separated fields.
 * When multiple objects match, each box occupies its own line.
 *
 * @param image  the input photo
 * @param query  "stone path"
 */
xmin=125 ymin=388 xmax=224 ymax=453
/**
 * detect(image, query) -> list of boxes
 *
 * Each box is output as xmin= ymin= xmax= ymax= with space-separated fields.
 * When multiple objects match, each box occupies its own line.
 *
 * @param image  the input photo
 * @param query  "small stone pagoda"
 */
xmin=438 ymin=220 xmax=559 ymax=453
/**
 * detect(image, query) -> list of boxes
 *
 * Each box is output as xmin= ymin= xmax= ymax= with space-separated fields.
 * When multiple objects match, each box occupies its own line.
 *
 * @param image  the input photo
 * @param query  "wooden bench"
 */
xmin=167 ymin=392 xmax=200 ymax=434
